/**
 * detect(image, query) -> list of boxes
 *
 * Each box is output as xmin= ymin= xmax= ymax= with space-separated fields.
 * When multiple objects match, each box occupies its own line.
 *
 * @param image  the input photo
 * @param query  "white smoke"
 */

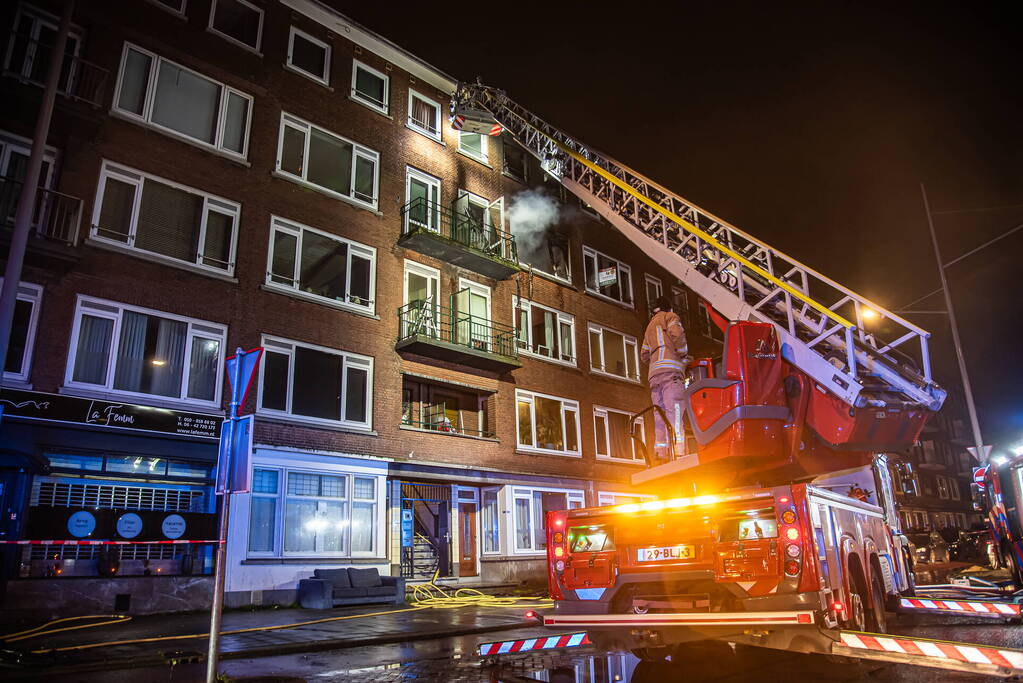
xmin=508 ymin=188 xmax=560 ymax=253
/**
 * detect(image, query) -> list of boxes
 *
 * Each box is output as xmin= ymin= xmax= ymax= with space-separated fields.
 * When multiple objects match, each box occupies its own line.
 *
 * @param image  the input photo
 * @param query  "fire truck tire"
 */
xmin=900 ymin=548 xmax=916 ymax=596
xmin=1005 ymin=545 xmax=1023 ymax=589
xmin=846 ymin=592 xmax=866 ymax=632
xmin=868 ymin=570 xmax=888 ymax=633
xmin=987 ymin=542 xmax=1001 ymax=570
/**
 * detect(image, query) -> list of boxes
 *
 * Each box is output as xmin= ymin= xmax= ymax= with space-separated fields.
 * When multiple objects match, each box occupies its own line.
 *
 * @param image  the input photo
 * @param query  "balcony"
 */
xmin=396 ymin=301 xmax=521 ymax=372
xmin=398 ymin=198 xmax=520 ymax=280
xmin=0 ymin=176 xmax=83 ymax=267
xmin=3 ymin=31 xmax=110 ymax=109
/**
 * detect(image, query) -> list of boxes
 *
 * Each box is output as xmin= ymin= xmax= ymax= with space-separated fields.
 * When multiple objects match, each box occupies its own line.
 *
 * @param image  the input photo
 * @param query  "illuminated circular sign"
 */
xmin=67 ymin=510 xmax=96 ymax=538
xmin=162 ymin=514 xmax=187 ymax=540
xmin=116 ymin=512 xmax=143 ymax=539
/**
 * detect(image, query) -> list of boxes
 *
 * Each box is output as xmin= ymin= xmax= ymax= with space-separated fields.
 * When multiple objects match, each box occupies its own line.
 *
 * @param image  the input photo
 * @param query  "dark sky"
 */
xmin=338 ymin=1 xmax=1023 ymax=451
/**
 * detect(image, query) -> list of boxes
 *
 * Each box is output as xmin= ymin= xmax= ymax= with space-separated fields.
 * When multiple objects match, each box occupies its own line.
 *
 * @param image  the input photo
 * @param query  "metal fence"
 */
xmin=400 ymin=196 xmax=518 ymax=263
xmin=0 ymin=176 xmax=83 ymax=245
xmin=4 ymin=30 xmax=109 ymax=107
xmin=397 ymin=300 xmax=519 ymax=359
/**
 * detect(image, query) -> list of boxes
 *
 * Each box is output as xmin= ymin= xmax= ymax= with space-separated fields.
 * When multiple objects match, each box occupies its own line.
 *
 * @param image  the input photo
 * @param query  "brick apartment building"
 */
xmin=0 ymin=0 xmax=723 ymax=612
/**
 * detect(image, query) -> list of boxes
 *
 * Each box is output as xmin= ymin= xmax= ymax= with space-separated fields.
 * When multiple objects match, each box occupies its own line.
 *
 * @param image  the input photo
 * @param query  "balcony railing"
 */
xmin=4 ymin=31 xmax=109 ymax=108
xmin=400 ymin=417 xmax=495 ymax=439
xmin=400 ymin=197 xmax=519 ymax=265
xmin=397 ymin=300 xmax=519 ymax=365
xmin=0 ymin=176 xmax=83 ymax=245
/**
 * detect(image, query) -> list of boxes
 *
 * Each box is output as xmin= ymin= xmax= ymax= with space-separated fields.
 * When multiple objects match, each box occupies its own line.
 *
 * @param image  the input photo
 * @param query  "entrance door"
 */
xmin=458 ymin=502 xmax=478 ymax=577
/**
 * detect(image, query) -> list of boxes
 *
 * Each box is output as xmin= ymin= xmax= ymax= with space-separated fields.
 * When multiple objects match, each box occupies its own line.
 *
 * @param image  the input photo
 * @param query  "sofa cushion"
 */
xmin=348 ymin=567 xmax=382 ymax=588
xmin=314 ymin=568 xmax=351 ymax=588
xmin=364 ymin=585 xmax=397 ymax=597
xmin=332 ymin=587 xmax=369 ymax=599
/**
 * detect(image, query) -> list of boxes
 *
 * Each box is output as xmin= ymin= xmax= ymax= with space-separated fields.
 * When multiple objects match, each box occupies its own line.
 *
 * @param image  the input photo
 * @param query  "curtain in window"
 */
xmin=188 ymin=337 xmax=220 ymax=401
xmin=152 ymin=61 xmax=220 ymax=144
xmin=515 ymin=498 xmax=531 ymax=550
xmin=72 ymin=315 xmax=114 ymax=384
xmin=482 ymin=491 xmax=499 ymax=553
xmin=351 ymin=501 xmax=373 ymax=552
xmin=319 ymin=500 xmax=345 ymax=553
xmin=150 ymin=317 xmax=186 ymax=397
xmin=201 ymin=211 xmax=233 ymax=269
xmin=113 ymin=310 xmax=148 ymax=391
xmin=248 ymin=497 xmax=275 ymax=552
xmin=97 ymin=178 xmax=136 ymax=242
xmin=608 ymin=411 xmax=634 ymax=460
xmin=284 ymin=499 xmax=316 ymax=552
xmin=410 ymin=97 xmax=436 ymax=132
xmin=135 ymin=180 xmax=203 ymax=263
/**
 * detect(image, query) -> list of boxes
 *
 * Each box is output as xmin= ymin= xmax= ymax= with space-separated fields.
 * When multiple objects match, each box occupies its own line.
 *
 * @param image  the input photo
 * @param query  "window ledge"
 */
xmin=207 ymin=27 xmax=263 ymax=56
xmin=456 ymin=149 xmax=492 ymax=169
xmin=145 ymin=0 xmax=187 ymax=18
xmin=259 ymin=284 xmax=379 ymax=319
xmin=84 ymin=237 xmax=240 ymax=283
xmin=480 ymin=554 xmax=545 ymax=563
xmin=518 ymin=350 xmax=579 ymax=370
xmin=108 ymin=110 xmax=251 ymax=167
xmin=1 ymin=378 xmax=32 ymax=390
xmin=405 ymin=123 xmax=444 ymax=145
xmin=515 ymin=448 xmax=582 ymax=459
xmin=521 ymin=266 xmax=573 ymax=288
xmin=348 ymin=94 xmax=392 ymax=120
xmin=502 ymin=170 xmax=527 ymax=185
xmin=57 ymin=386 xmax=224 ymax=415
xmin=584 ymin=288 xmax=635 ymax=310
xmin=588 ymin=369 xmax=642 ymax=386
xmin=595 ymin=456 xmax=647 ymax=467
xmin=241 ymin=557 xmax=385 ymax=565
xmin=270 ymin=170 xmax=383 ymax=216
xmin=283 ymin=63 xmax=333 ymax=90
xmin=255 ymin=412 xmax=378 ymax=436
xmin=399 ymin=424 xmax=498 ymax=443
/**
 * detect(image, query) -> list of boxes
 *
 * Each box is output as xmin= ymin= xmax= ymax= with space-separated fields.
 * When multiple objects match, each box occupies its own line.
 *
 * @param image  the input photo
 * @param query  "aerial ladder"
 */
xmin=452 ymin=82 xmax=946 ymax=488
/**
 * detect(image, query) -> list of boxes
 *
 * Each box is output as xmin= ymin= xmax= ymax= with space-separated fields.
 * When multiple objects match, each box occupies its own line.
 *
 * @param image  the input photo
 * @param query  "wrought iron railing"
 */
xmin=400 ymin=197 xmax=518 ymax=263
xmin=0 ymin=176 xmax=82 ymax=245
xmin=4 ymin=31 xmax=109 ymax=108
xmin=400 ymin=416 xmax=494 ymax=439
xmin=397 ymin=300 xmax=519 ymax=359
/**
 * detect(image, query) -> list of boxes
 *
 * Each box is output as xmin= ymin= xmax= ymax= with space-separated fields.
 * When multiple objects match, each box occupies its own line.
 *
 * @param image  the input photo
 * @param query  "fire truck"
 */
xmin=979 ymin=459 xmax=1023 ymax=586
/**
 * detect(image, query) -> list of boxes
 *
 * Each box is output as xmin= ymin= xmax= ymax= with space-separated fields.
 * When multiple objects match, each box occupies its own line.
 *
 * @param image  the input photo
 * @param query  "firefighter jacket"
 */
xmin=642 ymin=311 xmax=689 ymax=381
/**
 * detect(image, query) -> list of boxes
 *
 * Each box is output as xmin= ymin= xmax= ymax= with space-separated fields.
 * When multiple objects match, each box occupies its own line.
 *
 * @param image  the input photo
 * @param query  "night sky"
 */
xmin=337 ymin=1 xmax=1023 ymax=452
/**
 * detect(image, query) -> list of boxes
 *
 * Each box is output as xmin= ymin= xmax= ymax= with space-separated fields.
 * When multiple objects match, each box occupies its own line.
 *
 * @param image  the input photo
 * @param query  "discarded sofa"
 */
xmin=297 ymin=567 xmax=406 ymax=608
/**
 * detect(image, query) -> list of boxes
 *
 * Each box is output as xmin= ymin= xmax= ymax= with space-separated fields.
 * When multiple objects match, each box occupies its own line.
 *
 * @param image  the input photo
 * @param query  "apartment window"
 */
xmin=405 ymin=167 xmax=440 ymax=232
xmin=0 ymin=280 xmax=42 ymax=383
xmin=248 ymin=467 xmax=382 ymax=557
xmin=287 ymin=27 xmax=330 ymax=85
xmin=645 ymin=275 xmax=662 ymax=315
xmin=208 ymin=0 xmax=263 ymax=52
xmin=276 ymin=113 xmax=379 ymax=209
xmin=482 ymin=488 xmax=500 ymax=554
xmin=514 ymin=298 xmax=575 ymax=366
xmin=588 ymin=323 xmax=639 ymax=382
xmin=583 ymin=247 xmax=633 ymax=306
xmin=258 ymin=336 xmax=372 ymax=429
xmin=594 ymin=406 xmax=644 ymax=462
xmin=950 ymin=477 xmax=961 ymax=500
xmin=670 ymin=285 xmax=689 ymax=324
xmin=516 ymin=389 xmax=580 ymax=456
xmin=148 ymin=0 xmax=187 ymax=14
xmin=351 ymin=61 xmax=388 ymax=114
xmin=407 ymin=90 xmax=441 ymax=140
xmin=266 ymin=216 xmax=375 ymax=313
xmin=401 ymin=377 xmax=491 ymax=438
xmin=920 ymin=440 xmax=938 ymax=466
xmin=5 ymin=6 xmax=82 ymax=92
xmin=458 ymin=131 xmax=488 ymax=163
xmin=454 ymin=279 xmax=491 ymax=351
xmin=65 ymin=296 xmax=226 ymax=406
xmin=698 ymin=302 xmax=724 ymax=342
xmin=92 ymin=161 xmax=239 ymax=274
xmin=114 ymin=44 xmax=252 ymax=158
xmin=936 ymin=476 xmax=950 ymax=500
xmin=513 ymin=487 xmax=584 ymax=552
xmin=503 ymin=137 xmax=527 ymax=182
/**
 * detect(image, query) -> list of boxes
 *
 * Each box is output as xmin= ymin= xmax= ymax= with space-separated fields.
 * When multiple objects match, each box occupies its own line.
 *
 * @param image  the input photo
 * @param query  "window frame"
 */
xmin=350 ymin=60 xmax=389 ymax=115
xmin=511 ymin=485 xmax=584 ymax=554
xmin=458 ymin=130 xmax=488 ymax=164
xmin=4 ymin=5 xmax=83 ymax=92
xmin=645 ymin=274 xmax=663 ymax=314
xmin=91 ymin=160 xmax=241 ymax=275
xmin=146 ymin=0 xmax=187 ymax=16
xmin=256 ymin=335 xmax=374 ymax=430
xmin=597 ymin=491 xmax=655 ymax=507
xmin=583 ymin=246 xmax=634 ymax=307
xmin=264 ymin=215 xmax=377 ymax=314
xmin=515 ymin=389 xmax=581 ymax=458
xmin=207 ymin=0 xmax=264 ymax=53
xmin=63 ymin=295 xmax=227 ymax=408
xmin=587 ymin=322 xmax=641 ymax=383
xmin=0 ymin=279 xmax=42 ymax=383
xmin=481 ymin=486 xmax=501 ymax=555
xmin=112 ymin=42 xmax=254 ymax=159
xmin=275 ymin=112 xmax=380 ymax=210
xmin=247 ymin=466 xmax=281 ymax=557
xmin=512 ymin=296 xmax=576 ymax=367
xmin=404 ymin=166 xmax=441 ymax=233
xmin=407 ymin=89 xmax=442 ymax=141
xmin=593 ymin=405 xmax=645 ymax=464
xmin=286 ymin=26 xmax=330 ymax=86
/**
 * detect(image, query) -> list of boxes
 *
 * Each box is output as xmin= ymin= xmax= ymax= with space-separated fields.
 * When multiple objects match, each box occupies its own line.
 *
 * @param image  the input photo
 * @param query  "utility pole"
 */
xmin=920 ymin=183 xmax=986 ymax=463
xmin=0 ymin=0 xmax=74 ymax=375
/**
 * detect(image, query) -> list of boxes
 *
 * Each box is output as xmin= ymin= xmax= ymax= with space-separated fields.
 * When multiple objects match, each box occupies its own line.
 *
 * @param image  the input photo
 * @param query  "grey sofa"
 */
xmin=297 ymin=567 xmax=406 ymax=609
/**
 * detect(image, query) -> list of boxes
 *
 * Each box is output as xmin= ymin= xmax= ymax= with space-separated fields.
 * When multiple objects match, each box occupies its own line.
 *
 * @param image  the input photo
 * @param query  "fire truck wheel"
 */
xmin=987 ymin=542 xmax=1001 ymax=570
xmin=846 ymin=593 xmax=866 ymax=632
xmin=867 ymin=571 xmax=888 ymax=633
xmin=1005 ymin=545 xmax=1023 ymax=589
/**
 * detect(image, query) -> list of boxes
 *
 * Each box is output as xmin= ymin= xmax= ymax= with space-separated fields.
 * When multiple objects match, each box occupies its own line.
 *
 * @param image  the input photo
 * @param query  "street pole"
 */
xmin=920 ymin=183 xmax=986 ymax=462
xmin=0 ymin=0 xmax=73 ymax=375
xmin=206 ymin=347 xmax=241 ymax=683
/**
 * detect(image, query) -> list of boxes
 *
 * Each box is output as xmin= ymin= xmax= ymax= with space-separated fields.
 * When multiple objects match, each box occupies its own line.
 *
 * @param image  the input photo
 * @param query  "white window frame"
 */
xmin=350 ymin=60 xmax=389 ymax=115
xmin=275 ymin=112 xmax=380 ymax=210
xmin=515 ymin=389 xmax=581 ymax=457
xmin=0 ymin=129 xmax=57 ymax=190
xmin=511 ymin=485 xmax=584 ymax=554
xmin=207 ymin=0 xmax=264 ymax=53
xmin=0 ymin=279 xmax=42 ymax=383
xmin=403 ymin=260 xmax=440 ymax=306
xmin=63 ymin=295 xmax=227 ymax=408
xmin=286 ymin=26 xmax=330 ymax=86
xmin=458 ymin=130 xmax=488 ymax=164
xmin=407 ymin=89 xmax=441 ymax=141
xmin=587 ymin=322 xmax=640 ymax=383
xmin=404 ymin=166 xmax=441 ymax=233
xmin=146 ymin=0 xmax=187 ymax=16
xmin=91 ymin=160 xmax=241 ymax=275
xmin=645 ymin=274 xmax=662 ymax=313
xmin=513 ymin=296 xmax=576 ymax=367
xmin=481 ymin=486 xmax=501 ymax=555
xmin=4 ymin=5 xmax=83 ymax=92
xmin=583 ymin=246 xmax=634 ymax=307
xmin=246 ymin=465 xmax=281 ymax=557
xmin=265 ymin=215 xmax=377 ymax=314
xmin=257 ymin=335 xmax=373 ymax=430
xmin=593 ymin=405 xmax=645 ymax=464
xmin=112 ymin=42 xmax=254 ymax=159
xmin=597 ymin=491 xmax=655 ymax=507
xmin=670 ymin=284 xmax=689 ymax=316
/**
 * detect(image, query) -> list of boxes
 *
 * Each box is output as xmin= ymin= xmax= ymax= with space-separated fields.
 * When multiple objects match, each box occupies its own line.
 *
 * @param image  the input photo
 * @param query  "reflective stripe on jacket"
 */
xmin=641 ymin=310 xmax=688 ymax=380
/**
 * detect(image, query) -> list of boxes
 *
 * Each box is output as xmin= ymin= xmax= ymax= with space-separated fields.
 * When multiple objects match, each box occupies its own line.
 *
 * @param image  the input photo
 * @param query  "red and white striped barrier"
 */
xmin=0 ymin=539 xmax=221 ymax=545
xmin=477 ymin=632 xmax=591 ymax=656
xmin=838 ymin=632 xmax=1023 ymax=672
xmin=900 ymin=597 xmax=1020 ymax=617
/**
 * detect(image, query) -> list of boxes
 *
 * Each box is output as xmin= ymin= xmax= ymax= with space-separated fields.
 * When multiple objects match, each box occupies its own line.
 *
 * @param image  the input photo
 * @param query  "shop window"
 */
xmin=512 ymin=487 xmax=583 ymax=552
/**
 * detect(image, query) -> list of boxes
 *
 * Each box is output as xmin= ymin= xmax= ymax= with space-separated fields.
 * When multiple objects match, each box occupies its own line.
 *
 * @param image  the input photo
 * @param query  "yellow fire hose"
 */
xmin=2 ymin=572 xmax=551 ymax=655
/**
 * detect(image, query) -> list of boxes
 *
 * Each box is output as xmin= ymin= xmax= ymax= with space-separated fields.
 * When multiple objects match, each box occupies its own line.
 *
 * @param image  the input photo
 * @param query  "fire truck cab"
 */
xmin=543 ymin=457 xmax=913 ymax=656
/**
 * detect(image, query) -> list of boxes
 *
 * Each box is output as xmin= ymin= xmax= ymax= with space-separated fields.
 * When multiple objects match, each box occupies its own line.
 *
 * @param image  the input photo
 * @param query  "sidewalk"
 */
xmin=0 ymin=602 xmax=536 ymax=678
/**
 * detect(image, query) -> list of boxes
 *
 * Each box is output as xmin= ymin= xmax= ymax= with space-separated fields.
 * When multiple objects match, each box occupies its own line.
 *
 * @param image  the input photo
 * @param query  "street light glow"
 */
xmin=861 ymin=308 xmax=879 ymax=320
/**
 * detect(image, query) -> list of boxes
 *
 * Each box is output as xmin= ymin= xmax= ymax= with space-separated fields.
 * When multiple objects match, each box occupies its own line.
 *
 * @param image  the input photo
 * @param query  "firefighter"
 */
xmin=641 ymin=296 xmax=690 ymax=461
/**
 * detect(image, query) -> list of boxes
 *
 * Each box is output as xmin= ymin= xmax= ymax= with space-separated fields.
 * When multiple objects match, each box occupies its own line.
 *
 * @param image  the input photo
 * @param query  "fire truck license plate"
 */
xmin=637 ymin=545 xmax=694 ymax=562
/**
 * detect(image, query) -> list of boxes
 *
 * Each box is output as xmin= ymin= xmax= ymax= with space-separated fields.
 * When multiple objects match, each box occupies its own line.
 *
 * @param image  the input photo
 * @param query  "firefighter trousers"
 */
xmin=650 ymin=372 xmax=686 ymax=460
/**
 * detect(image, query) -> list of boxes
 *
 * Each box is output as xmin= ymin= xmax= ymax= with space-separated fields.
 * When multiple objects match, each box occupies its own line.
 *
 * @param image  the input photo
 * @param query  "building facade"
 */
xmin=0 ymin=0 xmax=722 ymax=612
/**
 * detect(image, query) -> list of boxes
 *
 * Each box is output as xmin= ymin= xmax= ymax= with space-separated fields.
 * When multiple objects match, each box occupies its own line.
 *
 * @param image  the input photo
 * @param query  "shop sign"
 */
xmin=28 ymin=508 xmax=215 ymax=541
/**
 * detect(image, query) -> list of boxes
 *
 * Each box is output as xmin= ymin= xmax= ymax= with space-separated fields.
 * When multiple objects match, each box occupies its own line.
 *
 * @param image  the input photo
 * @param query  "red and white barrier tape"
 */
xmin=0 ymin=539 xmax=221 ymax=545
xmin=839 ymin=632 xmax=1023 ymax=671
xmin=900 ymin=597 xmax=1020 ymax=616
xmin=477 ymin=632 xmax=590 ymax=656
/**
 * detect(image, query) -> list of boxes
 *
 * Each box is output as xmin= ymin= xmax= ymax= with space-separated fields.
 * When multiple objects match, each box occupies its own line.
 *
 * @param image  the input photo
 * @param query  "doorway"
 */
xmin=400 ymin=482 xmax=452 ymax=579
xmin=458 ymin=501 xmax=478 ymax=577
